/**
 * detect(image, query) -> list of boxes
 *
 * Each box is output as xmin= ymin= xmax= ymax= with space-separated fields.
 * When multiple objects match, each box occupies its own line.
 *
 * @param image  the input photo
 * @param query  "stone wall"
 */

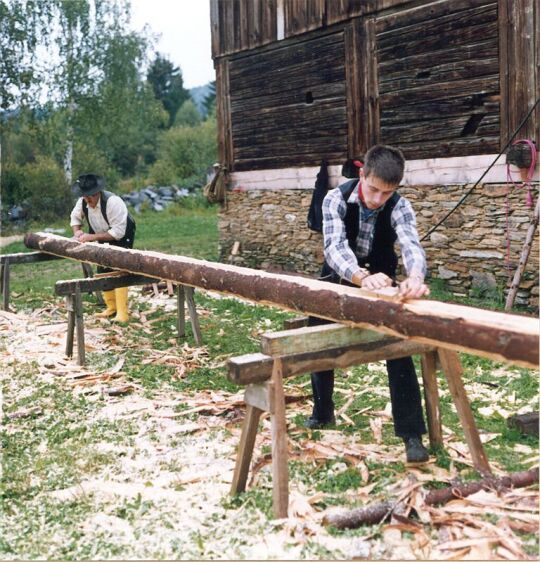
xmin=218 ymin=184 xmax=539 ymax=308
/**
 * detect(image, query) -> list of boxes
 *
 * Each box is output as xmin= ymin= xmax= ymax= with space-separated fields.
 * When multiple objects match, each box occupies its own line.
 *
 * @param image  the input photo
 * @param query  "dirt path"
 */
xmin=0 ymin=234 xmax=24 ymax=248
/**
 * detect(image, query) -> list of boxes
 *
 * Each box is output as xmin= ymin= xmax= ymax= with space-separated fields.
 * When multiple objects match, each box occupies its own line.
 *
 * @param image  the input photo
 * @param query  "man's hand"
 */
xmin=78 ymin=233 xmax=96 ymax=243
xmin=359 ymin=272 xmax=393 ymax=291
xmin=399 ymin=275 xmax=430 ymax=299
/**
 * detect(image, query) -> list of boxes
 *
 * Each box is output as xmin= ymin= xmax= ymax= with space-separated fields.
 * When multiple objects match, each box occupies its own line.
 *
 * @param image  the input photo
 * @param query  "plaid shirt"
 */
xmin=322 ymin=181 xmax=427 ymax=282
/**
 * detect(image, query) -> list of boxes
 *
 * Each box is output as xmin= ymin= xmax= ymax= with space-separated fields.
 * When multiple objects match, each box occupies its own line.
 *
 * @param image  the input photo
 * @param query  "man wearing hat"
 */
xmin=70 ymin=174 xmax=136 ymax=322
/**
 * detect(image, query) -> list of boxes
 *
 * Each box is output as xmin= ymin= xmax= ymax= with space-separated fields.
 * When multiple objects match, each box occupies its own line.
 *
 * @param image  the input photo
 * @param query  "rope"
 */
xmin=420 ymin=95 xmax=540 ymax=241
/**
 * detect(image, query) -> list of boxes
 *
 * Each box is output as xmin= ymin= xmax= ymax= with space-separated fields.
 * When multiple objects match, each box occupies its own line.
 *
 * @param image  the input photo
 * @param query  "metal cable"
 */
xmin=420 ymin=95 xmax=540 ymax=241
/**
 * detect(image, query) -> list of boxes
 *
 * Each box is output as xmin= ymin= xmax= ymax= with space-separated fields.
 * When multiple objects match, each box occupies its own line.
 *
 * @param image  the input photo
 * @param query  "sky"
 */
xmin=129 ymin=0 xmax=215 ymax=89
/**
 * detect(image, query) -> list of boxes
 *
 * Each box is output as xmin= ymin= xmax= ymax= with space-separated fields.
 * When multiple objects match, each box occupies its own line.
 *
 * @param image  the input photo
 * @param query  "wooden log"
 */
xmin=323 ymin=467 xmax=540 ymax=529
xmin=24 ymin=233 xmax=539 ymax=369
xmin=228 ymin=339 xmax=434 ymax=385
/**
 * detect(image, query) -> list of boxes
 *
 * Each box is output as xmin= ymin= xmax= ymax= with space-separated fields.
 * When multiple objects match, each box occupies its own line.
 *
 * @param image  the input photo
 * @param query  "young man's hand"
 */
xmin=399 ymin=276 xmax=430 ymax=299
xmin=359 ymin=272 xmax=393 ymax=290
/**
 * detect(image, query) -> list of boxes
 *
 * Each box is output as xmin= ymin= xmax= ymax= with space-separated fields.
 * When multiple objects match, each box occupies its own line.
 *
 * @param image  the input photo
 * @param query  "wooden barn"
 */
xmin=210 ymin=0 xmax=539 ymax=307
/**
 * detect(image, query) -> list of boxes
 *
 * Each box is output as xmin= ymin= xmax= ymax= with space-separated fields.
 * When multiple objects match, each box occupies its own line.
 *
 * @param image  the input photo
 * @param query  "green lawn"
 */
xmin=1 ymin=201 xmax=538 ymax=559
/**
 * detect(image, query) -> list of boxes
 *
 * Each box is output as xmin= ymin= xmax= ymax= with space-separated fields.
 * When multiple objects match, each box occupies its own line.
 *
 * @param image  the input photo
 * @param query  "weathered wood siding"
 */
xmin=499 ymin=0 xmax=540 ymax=145
xmin=210 ymin=0 xmax=407 ymax=57
xmin=228 ymin=28 xmax=348 ymax=171
xmin=376 ymin=0 xmax=500 ymax=159
xmin=212 ymin=0 xmax=538 ymax=171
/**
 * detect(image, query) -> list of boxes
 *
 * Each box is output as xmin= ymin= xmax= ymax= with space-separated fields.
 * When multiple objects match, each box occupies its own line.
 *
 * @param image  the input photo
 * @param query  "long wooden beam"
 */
xmin=24 ymin=232 xmax=539 ymax=368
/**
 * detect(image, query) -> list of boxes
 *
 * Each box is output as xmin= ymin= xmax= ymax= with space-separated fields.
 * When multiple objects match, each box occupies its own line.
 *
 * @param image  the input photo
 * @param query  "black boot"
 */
xmin=304 ymin=370 xmax=335 ymax=429
xmin=403 ymin=436 xmax=429 ymax=463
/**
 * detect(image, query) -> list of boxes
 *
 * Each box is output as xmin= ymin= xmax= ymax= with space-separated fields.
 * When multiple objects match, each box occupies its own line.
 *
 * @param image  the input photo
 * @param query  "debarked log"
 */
xmin=24 ymin=232 xmax=539 ymax=368
xmin=323 ymin=467 xmax=539 ymax=529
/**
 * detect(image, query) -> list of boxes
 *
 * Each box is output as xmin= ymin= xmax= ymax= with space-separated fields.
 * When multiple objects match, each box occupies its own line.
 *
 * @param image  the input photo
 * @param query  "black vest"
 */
xmin=82 ymin=190 xmax=136 ymax=249
xmin=320 ymin=179 xmax=400 ymax=283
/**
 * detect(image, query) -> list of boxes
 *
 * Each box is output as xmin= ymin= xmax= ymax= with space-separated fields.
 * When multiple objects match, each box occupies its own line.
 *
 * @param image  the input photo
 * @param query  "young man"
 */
xmin=70 ymin=173 xmax=136 ymax=322
xmin=306 ymin=144 xmax=430 ymax=463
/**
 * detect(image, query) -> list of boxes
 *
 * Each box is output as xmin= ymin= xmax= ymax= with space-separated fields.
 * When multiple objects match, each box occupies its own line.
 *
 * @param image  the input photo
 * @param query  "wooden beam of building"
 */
xmin=24 ymin=232 xmax=539 ymax=368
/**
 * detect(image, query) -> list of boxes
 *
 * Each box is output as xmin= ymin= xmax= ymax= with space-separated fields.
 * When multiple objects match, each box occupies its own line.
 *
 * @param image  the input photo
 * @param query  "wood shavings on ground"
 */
xmin=1 ymin=302 xmax=539 ymax=560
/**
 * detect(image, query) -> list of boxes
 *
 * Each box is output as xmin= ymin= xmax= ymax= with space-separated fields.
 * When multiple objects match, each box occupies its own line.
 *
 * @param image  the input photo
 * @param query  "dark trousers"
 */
xmin=308 ymin=314 xmax=427 ymax=438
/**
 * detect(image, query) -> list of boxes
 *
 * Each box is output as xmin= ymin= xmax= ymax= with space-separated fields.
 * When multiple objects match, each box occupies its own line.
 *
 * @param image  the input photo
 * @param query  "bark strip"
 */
xmin=323 ymin=468 xmax=539 ymax=529
xmin=24 ymin=232 xmax=539 ymax=368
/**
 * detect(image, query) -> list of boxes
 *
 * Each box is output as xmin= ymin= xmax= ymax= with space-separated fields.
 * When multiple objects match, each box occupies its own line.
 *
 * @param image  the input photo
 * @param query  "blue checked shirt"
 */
xmin=322 ymin=181 xmax=427 ymax=282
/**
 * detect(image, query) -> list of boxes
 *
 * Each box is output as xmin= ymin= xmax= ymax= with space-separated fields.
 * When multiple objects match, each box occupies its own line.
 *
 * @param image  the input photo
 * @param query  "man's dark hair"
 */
xmin=363 ymin=144 xmax=405 ymax=185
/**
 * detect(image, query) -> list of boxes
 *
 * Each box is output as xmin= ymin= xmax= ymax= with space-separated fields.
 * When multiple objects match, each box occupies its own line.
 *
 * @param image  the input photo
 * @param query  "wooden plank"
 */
xmin=261 ymin=323 xmax=387 ymax=356
xmin=228 ymin=339 xmax=435 ymax=385
xmin=25 ymin=233 xmax=540 ymax=369
xmin=227 ymin=152 xmax=531 ymax=190
xmin=65 ymin=295 xmax=75 ymax=358
xmin=376 ymin=0 xmax=495 ymax=34
xmin=498 ymin=0 xmax=510 ymax=147
xmin=177 ymin=284 xmax=186 ymax=338
xmin=2 ymin=258 xmax=9 ymax=311
xmin=345 ymin=18 xmax=362 ymax=157
xmin=74 ymin=285 xmax=85 ymax=366
xmin=379 ymin=37 xmax=498 ymax=75
xmin=270 ymin=357 xmax=289 ymax=518
xmin=377 ymin=3 xmax=497 ymax=48
xmin=437 ymin=348 xmax=492 ymax=476
xmin=185 ymin=286 xmax=203 ymax=346
xmin=230 ymin=403 xmax=264 ymax=494
xmin=55 ymin=274 xmax=155 ymax=295
xmin=0 ymin=251 xmax=62 ymax=265
xmin=284 ymin=0 xmax=324 ymax=38
xmin=244 ymin=382 xmax=271 ymax=412
xmin=282 ymin=316 xmax=309 ymax=330
xmin=420 ymin=351 xmax=443 ymax=448
xmin=228 ymin=353 xmax=274 ymax=385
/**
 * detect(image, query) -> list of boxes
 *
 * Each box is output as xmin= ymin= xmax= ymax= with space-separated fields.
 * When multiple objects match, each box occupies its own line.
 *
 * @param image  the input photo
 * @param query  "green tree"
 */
xmin=149 ymin=117 xmax=217 ymax=185
xmin=147 ymin=53 xmax=190 ymax=127
xmin=202 ymin=80 xmax=216 ymax=119
xmin=174 ymin=99 xmax=201 ymax=127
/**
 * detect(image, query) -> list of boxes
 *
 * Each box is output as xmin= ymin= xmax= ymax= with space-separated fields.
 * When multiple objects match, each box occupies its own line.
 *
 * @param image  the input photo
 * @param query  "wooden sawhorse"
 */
xmin=228 ymin=322 xmax=492 ymax=518
xmin=55 ymin=272 xmax=203 ymax=365
xmin=0 ymin=251 xmax=100 ymax=311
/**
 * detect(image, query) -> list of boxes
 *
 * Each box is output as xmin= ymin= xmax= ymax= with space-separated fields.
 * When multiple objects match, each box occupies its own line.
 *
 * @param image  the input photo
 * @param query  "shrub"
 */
xmin=148 ymin=118 xmax=217 ymax=185
xmin=174 ymin=100 xmax=202 ymax=127
xmin=19 ymin=156 xmax=71 ymax=221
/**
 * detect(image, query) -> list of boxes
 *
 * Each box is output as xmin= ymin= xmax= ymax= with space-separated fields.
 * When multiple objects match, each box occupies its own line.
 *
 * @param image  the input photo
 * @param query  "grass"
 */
xmin=1 ymin=200 xmax=538 ymax=559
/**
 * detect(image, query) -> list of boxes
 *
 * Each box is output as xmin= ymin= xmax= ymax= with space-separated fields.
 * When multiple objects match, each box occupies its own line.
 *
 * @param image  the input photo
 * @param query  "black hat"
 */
xmin=72 ymin=174 xmax=105 ymax=197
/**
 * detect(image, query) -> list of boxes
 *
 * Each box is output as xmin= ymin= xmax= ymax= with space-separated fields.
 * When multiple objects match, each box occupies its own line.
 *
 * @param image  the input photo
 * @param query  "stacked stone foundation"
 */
xmin=219 ymin=185 xmax=539 ymax=309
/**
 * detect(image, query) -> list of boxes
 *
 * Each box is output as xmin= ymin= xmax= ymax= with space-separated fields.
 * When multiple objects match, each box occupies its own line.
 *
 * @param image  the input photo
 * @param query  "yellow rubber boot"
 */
xmin=113 ymin=287 xmax=129 ymax=323
xmin=95 ymin=290 xmax=116 ymax=317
